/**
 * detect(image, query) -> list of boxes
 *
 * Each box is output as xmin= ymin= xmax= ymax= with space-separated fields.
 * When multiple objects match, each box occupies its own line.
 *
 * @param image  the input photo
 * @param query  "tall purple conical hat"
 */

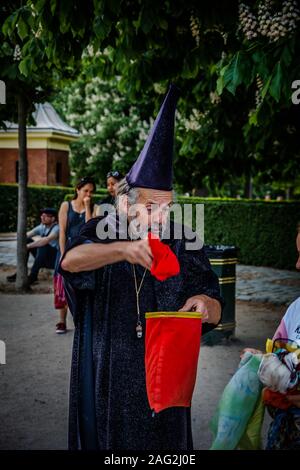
xmin=126 ymin=83 xmax=180 ymax=191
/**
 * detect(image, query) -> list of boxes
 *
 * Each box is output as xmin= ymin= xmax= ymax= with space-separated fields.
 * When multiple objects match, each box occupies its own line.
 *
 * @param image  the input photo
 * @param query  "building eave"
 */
xmin=0 ymin=130 xmax=79 ymax=151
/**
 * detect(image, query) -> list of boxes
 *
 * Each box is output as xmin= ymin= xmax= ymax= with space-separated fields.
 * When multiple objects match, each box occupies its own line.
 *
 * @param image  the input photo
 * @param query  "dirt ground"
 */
xmin=0 ymin=280 xmax=285 ymax=449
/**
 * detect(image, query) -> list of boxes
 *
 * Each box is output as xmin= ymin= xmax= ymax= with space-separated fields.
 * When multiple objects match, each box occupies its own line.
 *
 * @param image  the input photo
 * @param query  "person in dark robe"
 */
xmin=59 ymin=84 xmax=223 ymax=451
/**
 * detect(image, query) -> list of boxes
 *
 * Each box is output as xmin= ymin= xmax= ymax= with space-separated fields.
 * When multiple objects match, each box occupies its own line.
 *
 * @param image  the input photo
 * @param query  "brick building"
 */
xmin=0 ymin=102 xmax=79 ymax=186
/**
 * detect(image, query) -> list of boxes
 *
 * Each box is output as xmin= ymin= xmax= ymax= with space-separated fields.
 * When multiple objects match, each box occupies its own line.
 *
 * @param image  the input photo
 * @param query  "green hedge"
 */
xmin=177 ymin=196 xmax=300 ymax=269
xmin=0 ymin=184 xmax=107 ymax=232
xmin=0 ymin=185 xmax=299 ymax=269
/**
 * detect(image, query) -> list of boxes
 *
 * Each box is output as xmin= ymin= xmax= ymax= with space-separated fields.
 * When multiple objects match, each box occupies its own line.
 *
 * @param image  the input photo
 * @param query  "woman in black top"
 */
xmin=55 ymin=177 xmax=96 ymax=333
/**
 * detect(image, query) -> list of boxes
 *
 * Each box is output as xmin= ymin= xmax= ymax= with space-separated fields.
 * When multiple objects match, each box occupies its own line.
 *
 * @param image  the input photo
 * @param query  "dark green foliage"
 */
xmin=177 ymin=196 xmax=300 ymax=269
xmin=0 ymin=184 xmax=107 ymax=231
xmin=1 ymin=185 xmax=298 ymax=269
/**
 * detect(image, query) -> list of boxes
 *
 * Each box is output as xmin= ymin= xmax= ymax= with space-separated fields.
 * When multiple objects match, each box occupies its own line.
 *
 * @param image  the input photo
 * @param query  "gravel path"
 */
xmin=0 ymin=233 xmax=297 ymax=449
xmin=0 ymin=294 xmax=285 ymax=450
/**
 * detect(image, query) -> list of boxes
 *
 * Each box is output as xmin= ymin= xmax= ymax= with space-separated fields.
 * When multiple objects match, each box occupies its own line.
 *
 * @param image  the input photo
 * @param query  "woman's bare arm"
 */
xmin=83 ymin=197 xmax=93 ymax=223
xmin=92 ymin=204 xmax=100 ymax=218
xmin=59 ymin=201 xmax=68 ymax=255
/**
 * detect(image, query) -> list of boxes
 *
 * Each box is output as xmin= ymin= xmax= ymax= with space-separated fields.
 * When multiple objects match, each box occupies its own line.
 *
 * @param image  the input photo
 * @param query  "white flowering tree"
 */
xmin=53 ymin=76 xmax=153 ymax=186
xmin=0 ymin=2 xmax=92 ymax=289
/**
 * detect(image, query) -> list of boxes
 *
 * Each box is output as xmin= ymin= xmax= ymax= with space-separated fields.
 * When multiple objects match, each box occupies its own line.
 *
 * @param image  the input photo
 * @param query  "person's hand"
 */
xmin=240 ymin=348 xmax=263 ymax=359
xmin=124 ymin=239 xmax=153 ymax=270
xmin=178 ymin=294 xmax=221 ymax=324
xmin=286 ymin=393 xmax=300 ymax=408
xmin=83 ymin=196 xmax=91 ymax=207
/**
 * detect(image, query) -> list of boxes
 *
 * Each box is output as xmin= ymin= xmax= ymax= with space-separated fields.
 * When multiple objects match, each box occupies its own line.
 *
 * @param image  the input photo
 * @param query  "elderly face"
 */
xmin=128 ymin=188 xmax=173 ymax=238
xmin=296 ymin=233 xmax=300 ymax=270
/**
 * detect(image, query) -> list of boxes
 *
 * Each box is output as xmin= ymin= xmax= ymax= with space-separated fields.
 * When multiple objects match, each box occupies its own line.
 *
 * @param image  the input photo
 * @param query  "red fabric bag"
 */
xmin=145 ymin=311 xmax=202 ymax=413
xmin=54 ymin=273 xmax=67 ymax=309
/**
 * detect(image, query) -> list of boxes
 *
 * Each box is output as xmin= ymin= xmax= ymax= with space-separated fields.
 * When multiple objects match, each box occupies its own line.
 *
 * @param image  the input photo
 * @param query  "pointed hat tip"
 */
xmin=166 ymin=82 xmax=180 ymax=101
xmin=126 ymin=83 xmax=180 ymax=190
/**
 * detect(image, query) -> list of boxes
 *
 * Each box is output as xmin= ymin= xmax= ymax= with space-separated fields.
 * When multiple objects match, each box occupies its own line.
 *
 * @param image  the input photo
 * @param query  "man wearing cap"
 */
xmin=59 ymin=85 xmax=223 ymax=450
xmin=7 ymin=208 xmax=59 ymax=285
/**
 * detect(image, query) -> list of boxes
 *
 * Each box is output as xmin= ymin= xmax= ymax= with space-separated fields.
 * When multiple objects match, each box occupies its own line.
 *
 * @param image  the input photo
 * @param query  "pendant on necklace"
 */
xmin=136 ymin=323 xmax=143 ymax=339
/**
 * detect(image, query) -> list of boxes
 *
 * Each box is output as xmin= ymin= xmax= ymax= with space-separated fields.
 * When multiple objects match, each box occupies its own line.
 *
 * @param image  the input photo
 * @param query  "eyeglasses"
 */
xmin=107 ymin=171 xmax=121 ymax=178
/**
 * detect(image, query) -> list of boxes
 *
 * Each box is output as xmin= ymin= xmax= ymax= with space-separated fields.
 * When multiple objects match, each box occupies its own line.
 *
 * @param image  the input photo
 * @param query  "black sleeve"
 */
xmin=58 ymin=218 xmax=107 ymax=321
xmin=58 ymin=235 xmax=96 ymax=294
xmin=57 ymin=217 xmax=105 ymax=291
xmin=78 ymin=216 xmax=104 ymax=241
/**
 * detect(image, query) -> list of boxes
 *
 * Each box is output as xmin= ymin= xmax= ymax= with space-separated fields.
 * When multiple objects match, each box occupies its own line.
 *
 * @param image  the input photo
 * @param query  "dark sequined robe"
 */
xmin=59 ymin=216 xmax=223 ymax=450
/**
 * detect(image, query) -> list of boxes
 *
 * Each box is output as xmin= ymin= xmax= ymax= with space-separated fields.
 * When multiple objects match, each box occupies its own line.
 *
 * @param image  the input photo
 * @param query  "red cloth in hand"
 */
xmin=148 ymin=232 xmax=180 ymax=281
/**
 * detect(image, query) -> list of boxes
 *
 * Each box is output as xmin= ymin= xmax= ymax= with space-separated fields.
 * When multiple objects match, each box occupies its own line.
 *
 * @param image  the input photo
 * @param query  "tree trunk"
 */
xmin=244 ymin=173 xmax=253 ymax=199
xmin=285 ymin=187 xmax=291 ymax=200
xmin=16 ymin=93 xmax=29 ymax=291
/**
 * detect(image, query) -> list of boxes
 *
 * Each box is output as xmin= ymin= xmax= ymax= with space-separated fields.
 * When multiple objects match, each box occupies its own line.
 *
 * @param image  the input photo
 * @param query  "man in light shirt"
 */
xmin=7 ymin=208 xmax=59 ymax=285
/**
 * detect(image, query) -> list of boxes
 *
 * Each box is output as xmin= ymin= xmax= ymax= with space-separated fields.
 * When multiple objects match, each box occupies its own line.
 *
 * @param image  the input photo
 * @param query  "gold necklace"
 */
xmin=132 ymin=265 xmax=147 ymax=338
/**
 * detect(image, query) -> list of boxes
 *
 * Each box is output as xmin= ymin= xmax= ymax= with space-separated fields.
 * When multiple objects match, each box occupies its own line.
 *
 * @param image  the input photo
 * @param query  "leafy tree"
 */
xmin=1 ymin=3 xmax=53 ymax=290
xmin=29 ymin=0 xmax=300 ymax=196
xmin=216 ymin=0 xmax=300 ymax=195
xmin=2 ymin=0 xmax=300 ymax=274
xmin=0 ymin=1 xmax=91 ymax=289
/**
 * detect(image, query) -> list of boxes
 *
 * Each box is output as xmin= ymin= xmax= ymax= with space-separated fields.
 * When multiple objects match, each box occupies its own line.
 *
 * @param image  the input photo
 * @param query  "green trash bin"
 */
xmin=203 ymin=245 xmax=238 ymax=345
